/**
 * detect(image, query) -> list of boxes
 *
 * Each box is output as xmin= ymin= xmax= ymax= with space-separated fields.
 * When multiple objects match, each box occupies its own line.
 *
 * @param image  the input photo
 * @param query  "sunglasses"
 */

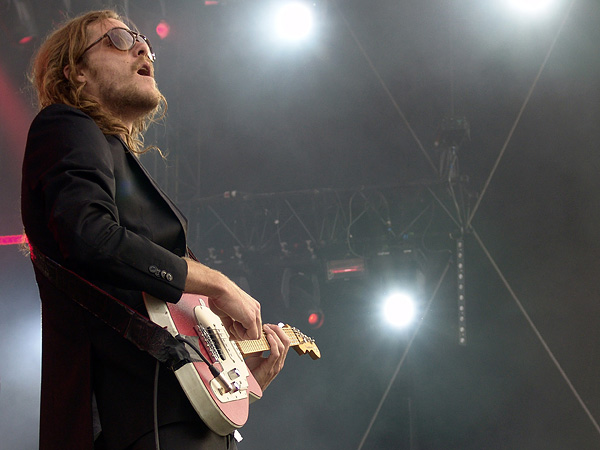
xmin=80 ymin=27 xmax=156 ymax=62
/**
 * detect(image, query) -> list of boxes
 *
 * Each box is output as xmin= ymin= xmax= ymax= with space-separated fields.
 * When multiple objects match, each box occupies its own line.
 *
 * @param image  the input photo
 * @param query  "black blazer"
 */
xmin=21 ymin=104 xmax=205 ymax=449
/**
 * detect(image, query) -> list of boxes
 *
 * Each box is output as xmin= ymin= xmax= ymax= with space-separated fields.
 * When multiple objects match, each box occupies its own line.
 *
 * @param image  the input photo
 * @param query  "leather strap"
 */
xmin=29 ymin=244 xmax=192 ymax=371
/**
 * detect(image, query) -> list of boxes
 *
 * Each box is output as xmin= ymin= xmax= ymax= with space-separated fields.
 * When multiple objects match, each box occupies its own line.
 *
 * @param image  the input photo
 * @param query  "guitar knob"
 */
xmin=228 ymin=368 xmax=241 ymax=380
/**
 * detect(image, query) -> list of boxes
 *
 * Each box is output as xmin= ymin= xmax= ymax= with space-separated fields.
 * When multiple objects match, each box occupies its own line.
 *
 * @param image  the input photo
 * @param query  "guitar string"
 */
xmin=236 ymin=329 xmax=305 ymax=353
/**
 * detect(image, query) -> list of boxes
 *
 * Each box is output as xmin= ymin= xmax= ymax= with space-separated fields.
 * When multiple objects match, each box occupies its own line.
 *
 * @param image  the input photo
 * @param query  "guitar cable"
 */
xmin=153 ymin=360 xmax=161 ymax=450
xmin=175 ymin=334 xmax=225 ymax=381
xmin=176 ymin=333 xmax=241 ymax=395
xmin=150 ymin=333 xmax=233 ymax=450
xmin=151 ymin=336 xmax=207 ymax=450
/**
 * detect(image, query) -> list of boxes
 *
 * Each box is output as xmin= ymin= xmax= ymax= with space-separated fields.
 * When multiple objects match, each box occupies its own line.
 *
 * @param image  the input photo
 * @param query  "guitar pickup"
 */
xmin=206 ymin=327 xmax=226 ymax=360
xmin=194 ymin=325 xmax=220 ymax=363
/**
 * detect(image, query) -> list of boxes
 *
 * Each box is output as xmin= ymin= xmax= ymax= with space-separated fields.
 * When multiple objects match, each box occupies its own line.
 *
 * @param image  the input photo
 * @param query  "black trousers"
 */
xmin=95 ymin=422 xmax=238 ymax=450
xmin=126 ymin=422 xmax=238 ymax=450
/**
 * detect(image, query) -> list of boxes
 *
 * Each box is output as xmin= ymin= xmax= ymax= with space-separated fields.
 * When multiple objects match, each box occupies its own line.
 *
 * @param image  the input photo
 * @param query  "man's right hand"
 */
xmin=183 ymin=257 xmax=262 ymax=340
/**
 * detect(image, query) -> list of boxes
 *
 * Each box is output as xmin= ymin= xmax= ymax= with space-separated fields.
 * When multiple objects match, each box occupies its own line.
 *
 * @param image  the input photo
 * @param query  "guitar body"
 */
xmin=144 ymin=293 xmax=262 ymax=436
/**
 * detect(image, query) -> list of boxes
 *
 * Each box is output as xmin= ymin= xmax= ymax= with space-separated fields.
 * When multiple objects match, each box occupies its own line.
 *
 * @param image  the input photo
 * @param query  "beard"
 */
xmin=102 ymin=79 xmax=161 ymax=119
xmin=87 ymin=65 xmax=162 ymax=122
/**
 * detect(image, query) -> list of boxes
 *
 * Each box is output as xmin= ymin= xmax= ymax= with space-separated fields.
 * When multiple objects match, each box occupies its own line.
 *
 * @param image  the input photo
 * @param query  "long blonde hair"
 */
xmin=29 ymin=9 xmax=165 ymax=154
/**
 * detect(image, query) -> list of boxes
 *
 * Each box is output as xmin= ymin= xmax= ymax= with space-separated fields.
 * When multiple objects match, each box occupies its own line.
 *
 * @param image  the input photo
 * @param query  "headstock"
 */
xmin=287 ymin=326 xmax=321 ymax=360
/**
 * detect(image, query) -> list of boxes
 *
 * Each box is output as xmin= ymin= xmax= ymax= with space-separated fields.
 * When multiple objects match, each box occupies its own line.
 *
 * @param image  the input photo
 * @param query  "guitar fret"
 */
xmin=235 ymin=327 xmax=303 ymax=355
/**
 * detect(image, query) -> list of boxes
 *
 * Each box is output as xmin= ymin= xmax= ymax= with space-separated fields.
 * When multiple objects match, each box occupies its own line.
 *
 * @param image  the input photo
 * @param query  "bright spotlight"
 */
xmin=274 ymin=2 xmax=314 ymax=41
xmin=506 ymin=0 xmax=557 ymax=14
xmin=383 ymin=292 xmax=416 ymax=329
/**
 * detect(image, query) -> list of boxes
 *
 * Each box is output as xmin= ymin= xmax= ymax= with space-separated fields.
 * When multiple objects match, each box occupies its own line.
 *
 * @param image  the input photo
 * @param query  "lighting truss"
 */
xmin=174 ymin=179 xmax=461 ymax=276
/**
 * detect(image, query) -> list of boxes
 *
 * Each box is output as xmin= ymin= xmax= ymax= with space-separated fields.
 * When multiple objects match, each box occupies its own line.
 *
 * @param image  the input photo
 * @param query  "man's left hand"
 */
xmin=244 ymin=323 xmax=291 ymax=391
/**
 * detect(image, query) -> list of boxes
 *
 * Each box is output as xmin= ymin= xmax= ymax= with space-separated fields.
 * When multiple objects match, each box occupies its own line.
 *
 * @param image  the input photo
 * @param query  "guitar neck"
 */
xmin=235 ymin=327 xmax=302 ymax=356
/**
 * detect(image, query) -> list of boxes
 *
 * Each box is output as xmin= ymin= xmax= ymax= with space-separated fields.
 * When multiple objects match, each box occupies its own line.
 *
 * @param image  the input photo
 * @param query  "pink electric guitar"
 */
xmin=143 ymin=292 xmax=321 ymax=436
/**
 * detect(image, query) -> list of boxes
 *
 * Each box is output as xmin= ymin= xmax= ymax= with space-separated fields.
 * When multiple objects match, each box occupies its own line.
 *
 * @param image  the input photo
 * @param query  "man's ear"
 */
xmin=63 ymin=64 xmax=86 ymax=83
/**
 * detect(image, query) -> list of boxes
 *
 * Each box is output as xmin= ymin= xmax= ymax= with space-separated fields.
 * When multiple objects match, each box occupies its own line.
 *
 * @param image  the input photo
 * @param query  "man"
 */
xmin=21 ymin=9 xmax=290 ymax=450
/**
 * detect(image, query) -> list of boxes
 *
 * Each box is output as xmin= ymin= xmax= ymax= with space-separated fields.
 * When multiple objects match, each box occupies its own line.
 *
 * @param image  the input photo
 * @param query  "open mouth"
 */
xmin=137 ymin=64 xmax=152 ymax=77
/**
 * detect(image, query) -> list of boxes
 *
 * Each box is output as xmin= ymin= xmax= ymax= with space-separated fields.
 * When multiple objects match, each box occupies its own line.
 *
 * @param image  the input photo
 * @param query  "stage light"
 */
xmin=273 ymin=1 xmax=315 ymax=41
xmin=281 ymin=267 xmax=324 ymax=329
xmin=505 ymin=0 xmax=557 ymax=14
xmin=383 ymin=292 xmax=416 ymax=329
xmin=0 ymin=234 xmax=27 ymax=246
xmin=155 ymin=20 xmax=171 ymax=40
xmin=15 ymin=1 xmax=36 ymax=39
xmin=456 ymin=237 xmax=467 ymax=345
xmin=325 ymin=257 xmax=365 ymax=281
xmin=307 ymin=308 xmax=324 ymax=329
xmin=18 ymin=35 xmax=34 ymax=45
xmin=8 ymin=0 xmax=38 ymax=46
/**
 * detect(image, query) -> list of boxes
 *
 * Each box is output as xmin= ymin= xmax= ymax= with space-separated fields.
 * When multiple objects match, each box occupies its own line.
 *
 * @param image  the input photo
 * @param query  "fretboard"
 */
xmin=235 ymin=326 xmax=302 ymax=355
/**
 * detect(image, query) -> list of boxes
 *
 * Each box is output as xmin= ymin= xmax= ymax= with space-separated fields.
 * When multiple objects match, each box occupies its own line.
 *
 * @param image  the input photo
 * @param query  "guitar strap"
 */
xmin=28 ymin=244 xmax=192 ymax=371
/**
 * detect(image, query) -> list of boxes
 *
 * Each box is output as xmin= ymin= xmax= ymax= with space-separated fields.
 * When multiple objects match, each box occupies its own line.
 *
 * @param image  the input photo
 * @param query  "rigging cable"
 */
xmin=467 ymin=0 xmax=578 ymax=228
xmin=333 ymin=1 xmax=439 ymax=176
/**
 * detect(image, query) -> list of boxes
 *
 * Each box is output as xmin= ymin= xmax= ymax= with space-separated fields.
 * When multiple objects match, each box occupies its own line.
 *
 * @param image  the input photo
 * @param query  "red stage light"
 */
xmin=307 ymin=310 xmax=324 ymax=329
xmin=156 ymin=21 xmax=170 ymax=40
xmin=0 ymin=64 xmax=32 ymax=159
xmin=326 ymin=258 xmax=365 ymax=281
xmin=0 ymin=234 xmax=27 ymax=246
xmin=19 ymin=36 xmax=34 ymax=45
